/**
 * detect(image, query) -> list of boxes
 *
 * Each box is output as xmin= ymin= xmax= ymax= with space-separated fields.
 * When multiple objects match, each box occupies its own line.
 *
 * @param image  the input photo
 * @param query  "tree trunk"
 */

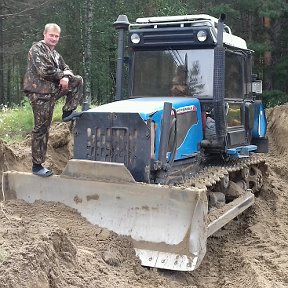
xmin=0 ymin=2 xmax=4 ymax=105
xmin=81 ymin=0 xmax=93 ymax=110
xmin=263 ymin=16 xmax=273 ymax=90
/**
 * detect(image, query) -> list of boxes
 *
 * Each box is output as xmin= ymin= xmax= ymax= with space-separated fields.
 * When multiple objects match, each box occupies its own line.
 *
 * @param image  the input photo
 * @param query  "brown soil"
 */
xmin=1 ymin=106 xmax=288 ymax=288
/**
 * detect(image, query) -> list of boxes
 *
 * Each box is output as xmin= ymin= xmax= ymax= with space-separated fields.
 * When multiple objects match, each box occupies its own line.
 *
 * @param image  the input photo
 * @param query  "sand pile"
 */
xmin=0 ymin=105 xmax=288 ymax=288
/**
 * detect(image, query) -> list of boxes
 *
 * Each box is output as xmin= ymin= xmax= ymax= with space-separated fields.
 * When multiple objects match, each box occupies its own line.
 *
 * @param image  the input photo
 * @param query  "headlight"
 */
xmin=197 ymin=30 xmax=207 ymax=42
xmin=131 ymin=33 xmax=141 ymax=44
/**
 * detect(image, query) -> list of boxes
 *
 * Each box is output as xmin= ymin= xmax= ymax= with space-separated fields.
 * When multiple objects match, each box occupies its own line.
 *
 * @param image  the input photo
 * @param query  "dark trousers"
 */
xmin=28 ymin=75 xmax=83 ymax=165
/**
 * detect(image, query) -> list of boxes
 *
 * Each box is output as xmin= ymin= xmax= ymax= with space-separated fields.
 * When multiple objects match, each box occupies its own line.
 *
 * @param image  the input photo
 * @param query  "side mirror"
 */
xmin=252 ymin=79 xmax=262 ymax=95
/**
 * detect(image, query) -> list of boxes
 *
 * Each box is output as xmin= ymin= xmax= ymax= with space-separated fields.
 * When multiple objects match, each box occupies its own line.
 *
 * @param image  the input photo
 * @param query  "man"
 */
xmin=170 ymin=65 xmax=188 ymax=96
xmin=23 ymin=23 xmax=83 ymax=177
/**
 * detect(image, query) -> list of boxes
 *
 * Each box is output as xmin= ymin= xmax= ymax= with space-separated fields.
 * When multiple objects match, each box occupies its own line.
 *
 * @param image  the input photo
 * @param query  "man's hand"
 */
xmin=59 ymin=77 xmax=69 ymax=91
xmin=63 ymin=70 xmax=74 ymax=78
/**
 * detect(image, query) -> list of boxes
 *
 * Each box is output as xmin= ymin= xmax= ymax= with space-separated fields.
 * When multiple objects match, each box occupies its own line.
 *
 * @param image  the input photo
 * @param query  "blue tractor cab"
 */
xmin=74 ymin=13 xmax=268 ymax=184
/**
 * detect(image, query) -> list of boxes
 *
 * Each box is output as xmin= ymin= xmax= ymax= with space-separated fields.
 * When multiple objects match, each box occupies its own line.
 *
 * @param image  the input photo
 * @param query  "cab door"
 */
xmin=225 ymin=50 xmax=251 ymax=147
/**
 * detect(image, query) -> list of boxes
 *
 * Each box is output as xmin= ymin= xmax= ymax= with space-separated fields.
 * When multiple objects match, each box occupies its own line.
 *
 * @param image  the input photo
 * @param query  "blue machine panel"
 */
xmin=252 ymin=102 xmax=267 ymax=138
xmin=88 ymin=97 xmax=203 ymax=161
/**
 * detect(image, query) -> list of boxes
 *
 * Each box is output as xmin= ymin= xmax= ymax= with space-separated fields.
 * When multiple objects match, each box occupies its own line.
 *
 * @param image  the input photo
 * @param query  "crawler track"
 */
xmin=186 ymin=154 xmax=266 ymax=192
xmin=181 ymin=154 xmax=267 ymax=237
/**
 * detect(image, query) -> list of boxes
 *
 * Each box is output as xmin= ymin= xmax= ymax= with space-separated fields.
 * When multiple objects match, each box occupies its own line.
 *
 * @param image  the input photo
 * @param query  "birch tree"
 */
xmin=81 ymin=0 xmax=94 ymax=109
xmin=0 ymin=0 xmax=4 ymax=105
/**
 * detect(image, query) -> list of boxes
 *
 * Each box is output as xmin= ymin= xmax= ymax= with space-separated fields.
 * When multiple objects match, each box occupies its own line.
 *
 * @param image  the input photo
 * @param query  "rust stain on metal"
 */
xmin=142 ymin=205 xmax=159 ymax=211
xmin=74 ymin=195 xmax=83 ymax=204
xmin=86 ymin=194 xmax=99 ymax=201
xmin=131 ymin=205 xmax=159 ymax=211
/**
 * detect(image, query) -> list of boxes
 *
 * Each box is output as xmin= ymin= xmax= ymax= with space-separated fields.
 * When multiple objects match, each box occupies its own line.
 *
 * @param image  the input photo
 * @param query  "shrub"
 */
xmin=0 ymin=100 xmax=65 ymax=143
xmin=262 ymin=90 xmax=288 ymax=108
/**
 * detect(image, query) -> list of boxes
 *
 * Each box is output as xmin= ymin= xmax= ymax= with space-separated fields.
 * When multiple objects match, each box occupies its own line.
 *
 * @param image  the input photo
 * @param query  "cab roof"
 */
xmin=132 ymin=14 xmax=248 ymax=50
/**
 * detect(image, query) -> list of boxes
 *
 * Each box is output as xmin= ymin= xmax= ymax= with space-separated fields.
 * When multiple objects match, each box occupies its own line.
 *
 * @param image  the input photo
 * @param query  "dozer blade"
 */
xmin=2 ymin=159 xmax=208 ymax=271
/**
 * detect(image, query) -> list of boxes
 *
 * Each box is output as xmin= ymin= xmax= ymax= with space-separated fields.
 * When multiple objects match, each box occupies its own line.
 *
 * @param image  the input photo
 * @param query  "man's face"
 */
xmin=43 ymin=28 xmax=60 ymax=49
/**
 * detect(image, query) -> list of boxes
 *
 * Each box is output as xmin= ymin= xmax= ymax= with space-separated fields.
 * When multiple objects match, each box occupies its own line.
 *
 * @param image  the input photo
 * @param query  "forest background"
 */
xmin=1 ymin=0 xmax=288 ymax=108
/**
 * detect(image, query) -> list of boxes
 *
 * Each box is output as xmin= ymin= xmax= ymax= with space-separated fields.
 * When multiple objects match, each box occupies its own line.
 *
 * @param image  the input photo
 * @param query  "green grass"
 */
xmin=0 ymin=100 xmax=65 ymax=143
xmin=0 ymin=98 xmax=95 ymax=143
xmin=0 ymin=102 xmax=33 ymax=143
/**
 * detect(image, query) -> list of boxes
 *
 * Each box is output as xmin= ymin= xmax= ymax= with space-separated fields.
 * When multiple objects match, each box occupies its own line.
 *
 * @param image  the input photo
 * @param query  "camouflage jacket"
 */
xmin=23 ymin=40 xmax=71 ymax=94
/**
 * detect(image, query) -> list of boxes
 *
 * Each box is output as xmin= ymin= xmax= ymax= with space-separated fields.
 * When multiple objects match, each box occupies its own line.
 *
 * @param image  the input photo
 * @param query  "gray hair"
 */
xmin=44 ymin=23 xmax=61 ymax=34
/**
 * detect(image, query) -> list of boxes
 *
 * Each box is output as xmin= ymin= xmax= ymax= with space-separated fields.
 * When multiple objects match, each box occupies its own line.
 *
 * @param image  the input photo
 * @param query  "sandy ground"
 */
xmin=0 ymin=106 xmax=288 ymax=288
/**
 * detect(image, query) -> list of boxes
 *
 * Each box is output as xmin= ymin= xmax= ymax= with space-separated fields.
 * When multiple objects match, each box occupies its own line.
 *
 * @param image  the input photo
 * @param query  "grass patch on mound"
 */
xmin=0 ymin=100 xmax=64 ymax=143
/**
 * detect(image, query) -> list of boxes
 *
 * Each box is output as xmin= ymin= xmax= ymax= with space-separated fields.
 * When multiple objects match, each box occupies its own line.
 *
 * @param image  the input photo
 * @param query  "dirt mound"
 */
xmin=266 ymin=104 xmax=288 ymax=156
xmin=1 ymin=106 xmax=288 ymax=288
xmin=0 ymin=201 xmax=177 ymax=288
xmin=0 ymin=122 xmax=72 ymax=187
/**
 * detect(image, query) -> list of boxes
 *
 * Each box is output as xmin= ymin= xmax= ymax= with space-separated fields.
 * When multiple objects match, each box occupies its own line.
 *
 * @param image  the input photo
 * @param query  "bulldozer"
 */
xmin=2 ymin=14 xmax=268 ymax=271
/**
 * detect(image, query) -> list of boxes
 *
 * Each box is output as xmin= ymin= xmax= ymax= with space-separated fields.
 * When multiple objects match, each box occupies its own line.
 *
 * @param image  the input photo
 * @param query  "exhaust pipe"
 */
xmin=213 ymin=14 xmax=226 ymax=145
xmin=114 ymin=15 xmax=130 ymax=101
xmin=158 ymin=102 xmax=173 ymax=169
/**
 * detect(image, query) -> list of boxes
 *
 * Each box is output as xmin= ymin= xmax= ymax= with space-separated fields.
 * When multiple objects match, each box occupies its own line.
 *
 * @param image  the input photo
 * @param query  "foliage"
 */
xmin=262 ymin=90 xmax=288 ymax=108
xmin=258 ymin=0 xmax=288 ymax=18
xmin=0 ymin=100 xmax=64 ymax=143
xmin=271 ymin=57 xmax=288 ymax=92
xmin=1 ymin=0 xmax=288 ymax=107
xmin=208 ymin=3 xmax=238 ymax=19
xmin=248 ymin=41 xmax=270 ymax=54
xmin=0 ymin=101 xmax=33 ymax=142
